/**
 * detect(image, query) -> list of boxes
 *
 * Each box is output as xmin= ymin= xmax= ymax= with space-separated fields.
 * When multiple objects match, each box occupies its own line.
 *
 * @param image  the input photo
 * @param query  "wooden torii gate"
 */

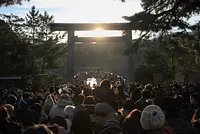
xmin=50 ymin=23 xmax=137 ymax=84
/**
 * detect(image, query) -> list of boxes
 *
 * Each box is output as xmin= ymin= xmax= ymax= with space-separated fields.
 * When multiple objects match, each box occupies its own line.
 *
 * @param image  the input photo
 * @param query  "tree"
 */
xmin=122 ymin=0 xmax=200 ymax=53
xmin=0 ymin=13 xmax=26 ymax=38
xmin=24 ymin=6 xmax=67 ymax=75
xmin=0 ymin=6 xmax=66 ymax=79
xmin=37 ymin=11 xmax=55 ymax=41
xmin=0 ymin=0 xmax=30 ymax=7
xmin=25 ymin=5 xmax=40 ymax=44
xmin=119 ymin=0 xmax=200 ymax=82
xmin=0 ymin=19 xmax=33 ymax=75
xmin=124 ymin=0 xmax=200 ymax=31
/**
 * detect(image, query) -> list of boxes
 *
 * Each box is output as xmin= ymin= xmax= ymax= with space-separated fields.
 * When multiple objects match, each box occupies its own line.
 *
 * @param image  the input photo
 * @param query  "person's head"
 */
xmin=0 ymin=106 xmax=21 ymax=134
xmin=3 ymin=104 xmax=14 ymax=115
xmin=83 ymin=96 xmax=96 ymax=115
xmin=95 ymin=103 xmax=113 ymax=117
xmin=29 ymin=103 xmax=43 ymax=115
xmin=83 ymin=96 xmax=96 ymax=105
xmin=50 ymin=116 xmax=68 ymax=130
xmin=49 ymin=86 xmax=55 ymax=94
xmin=0 ymin=106 xmax=9 ymax=122
xmin=100 ymin=80 xmax=111 ymax=89
xmin=21 ymin=110 xmax=40 ymax=128
xmin=125 ymin=109 xmax=141 ymax=122
xmin=22 ymin=92 xmax=30 ymax=100
xmin=140 ymin=105 xmax=165 ymax=131
xmin=159 ymin=96 xmax=179 ymax=118
xmin=123 ymin=100 xmax=135 ymax=111
xmin=73 ymin=94 xmax=85 ymax=106
xmin=124 ymin=109 xmax=142 ymax=133
xmin=100 ymin=120 xmax=122 ymax=134
xmin=64 ymin=105 xmax=75 ymax=120
xmin=7 ymin=95 xmax=17 ymax=105
xmin=71 ymin=108 xmax=93 ymax=134
xmin=145 ymin=84 xmax=153 ymax=91
xmin=44 ymin=92 xmax=50 ymax=99
xmin=21 ymin=124 xmax=53 ymax=134
xmin=60 ymin=94 xmax=70 ymax=101
xmin=141 ymin=90 xmax=151 ymax=99
xmin=175 ymin=95 xmax=185 ymax=104
xmin=190 ymin=93 xmax=199 ymax=105
xmin=56 ymin=94 xmax=73 ymax=108
xmin=122 ymin=100 xmax=135 ymax=116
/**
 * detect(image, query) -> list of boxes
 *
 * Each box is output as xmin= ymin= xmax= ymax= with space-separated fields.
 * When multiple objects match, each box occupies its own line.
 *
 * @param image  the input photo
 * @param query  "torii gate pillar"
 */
xmin=67 ymin=30 xmax=75 ymax=84
xmin=125 ymin=30 xmax=134 ymax=83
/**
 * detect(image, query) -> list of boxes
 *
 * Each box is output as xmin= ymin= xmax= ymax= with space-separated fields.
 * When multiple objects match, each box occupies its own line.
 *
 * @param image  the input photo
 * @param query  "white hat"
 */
xmin=140 ymin=105 xmax=165 ymax=130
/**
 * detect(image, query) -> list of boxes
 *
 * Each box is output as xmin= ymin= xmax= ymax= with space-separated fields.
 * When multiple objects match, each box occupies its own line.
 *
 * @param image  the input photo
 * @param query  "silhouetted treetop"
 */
xmin=123 ymin=0 xmax=200 ymax=32
xmin=0 ymin=0 xmax=30 ymax=7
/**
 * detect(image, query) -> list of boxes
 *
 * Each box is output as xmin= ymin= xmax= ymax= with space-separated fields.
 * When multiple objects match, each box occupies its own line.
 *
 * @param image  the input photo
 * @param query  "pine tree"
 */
xmin=25 ymin=5 xmax=40 ymax=45
xmin=36 ymin=11 xmax=66 ymax=73
xmin=38 ymin=11 xmax=54 ymax=41
xmin=0 ymin=19 xmax=33 ymax=75
xmin=0 ymin=13 xmax=26 ymax=38
xmin=0 ymin=0 xmax=30 ymax=7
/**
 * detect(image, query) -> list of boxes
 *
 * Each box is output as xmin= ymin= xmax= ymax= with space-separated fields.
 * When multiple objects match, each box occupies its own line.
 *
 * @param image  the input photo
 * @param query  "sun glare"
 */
xmin=75 ymin=28 xmax=124 ymax=38
xmin=92 ymin=28 xmax=107 ymax=37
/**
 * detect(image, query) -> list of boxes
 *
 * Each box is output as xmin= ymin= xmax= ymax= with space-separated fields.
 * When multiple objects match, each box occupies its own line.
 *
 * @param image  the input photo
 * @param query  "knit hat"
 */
xmin=57 ymin=94 xmax=73 ymax=108
xmin=100 ymin=120 xmax=122 ymax=134
xmin=94 ymin=103 xmax=114 ymax=116
xmin=140 ymin=105 xmax=165 ymax=130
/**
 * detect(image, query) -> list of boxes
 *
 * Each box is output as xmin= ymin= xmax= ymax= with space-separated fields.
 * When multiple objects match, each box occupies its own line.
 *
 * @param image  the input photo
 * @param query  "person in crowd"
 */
xmin=20 ymin=109 xmax=40 ymax=130
xmin=176 ymin=95 xmax=195 ymax=122
xmin=159 ymin=96 xmax=198 ymax=134
xmin=131 ymin=84 xmax=142 ymax=102
xmin=93 ymin=80 xmax=118 ymax=111
xmin=3 ymin=104 xmax=18 ymax=122
xmin=71 ymin=106 xmax=93 ymax=134
xmin=83 ymin=96 xmax=96 ymax=115
xmin=0 ymin=106 xmax=21 ymax=134
xmin=6 ymin=95 xmax=17 ymax=106
xmin=122 ymin=109 xmax=142 ymax=134
xmin=44 ymin=94 xmax=56 ymax=115
xmin=117 ymin=85 xmax=129 ymax=108
xmin=119 ymin=100 xmax=135 ymax=121
xmin=3 ymin=104 xmax=14 ymax=116
xmin=49 ymin=94 xmax=73 ymax=119
xmin=190 ymin=93 xmax=200 ymax=110
xmin=50 ymin=116 xmax=68 ymax=131
xmin=153 ymin=89 xmax=163 ymax=106
xmin=64 ymin=105 xmax=75 ymax=133
xmin=182 ymin=86 xmax=191 ymax=104
xmin=21 ymin=92 xmax=33 ymax=110
xmin=29 ymin=103 xmax=48 ymax=124
xmin=100 ymin=120 xmax=122 ymax=134
xmin=140 ymin=105 xmax=175 ymax=134
xmin=192 ymin=108 xmax=200 ymax=132
xmin=21 ymin=124 xmax=53 ymax=134
xmin=134 ymin=90 xmax=152 ymax=111
xmin=92 ymin=102 xmax=118 ymax=134
xmin=73 ymin=94 xmax=85 ymax=106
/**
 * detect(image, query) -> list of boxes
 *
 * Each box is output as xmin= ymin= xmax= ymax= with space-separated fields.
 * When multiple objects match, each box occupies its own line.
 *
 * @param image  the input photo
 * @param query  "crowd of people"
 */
xmin=1 ymin=75 xmax=200 ymax=134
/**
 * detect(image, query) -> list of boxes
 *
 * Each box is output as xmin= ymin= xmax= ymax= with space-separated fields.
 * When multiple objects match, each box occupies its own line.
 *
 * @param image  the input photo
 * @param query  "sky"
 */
xmin=0 ymin=0 xmax=199 ymax=38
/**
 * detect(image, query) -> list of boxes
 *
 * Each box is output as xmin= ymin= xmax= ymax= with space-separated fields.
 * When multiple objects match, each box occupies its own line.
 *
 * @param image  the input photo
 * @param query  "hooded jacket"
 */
xmin=49 ymin=99 xmax=73 ymax=119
